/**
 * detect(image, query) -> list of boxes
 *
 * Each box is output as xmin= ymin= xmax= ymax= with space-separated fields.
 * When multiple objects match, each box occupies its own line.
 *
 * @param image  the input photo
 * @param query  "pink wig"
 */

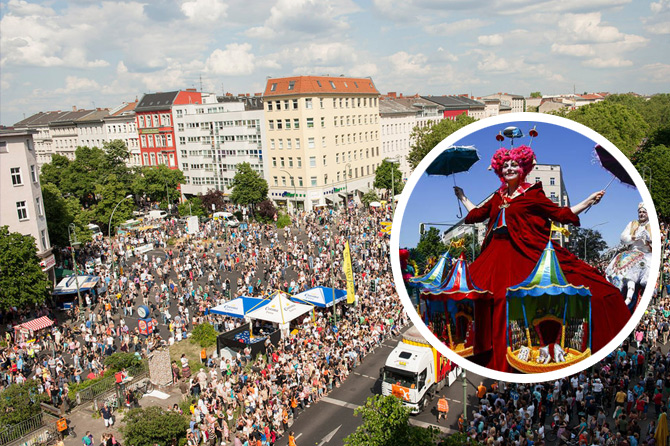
xmin=490 ymin=145 xmax=535 ymax=182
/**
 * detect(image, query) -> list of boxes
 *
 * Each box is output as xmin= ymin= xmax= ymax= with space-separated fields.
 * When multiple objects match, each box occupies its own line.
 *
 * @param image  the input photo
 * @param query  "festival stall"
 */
xmin=52 ymin=274 xmax=103 ymax=309
xmin=421 ymin=253 xmax=491 ymax=357
xmin=290 ymin=286 xmax=347 ymax=308
xmin=209 ymin=296 xmax=271 ymax=318
xmin=506 ymin=240 xmax=592 ymax=373
xmin=13 ymin=316 xmax=55 ymax=345
xmin=246 ymin=291 xmax=314 ymax=338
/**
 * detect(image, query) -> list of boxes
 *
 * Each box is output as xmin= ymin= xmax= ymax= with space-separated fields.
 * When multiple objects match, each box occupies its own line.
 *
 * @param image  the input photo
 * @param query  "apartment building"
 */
xmin=0 ymin=129 xmax=55 ymax=279
xmin=104 ymin=101 xmax=141 ymax=167
xmin=379 ymin=96 xmax=420 ymax=181
xmin=173 ymin=93 xmax=265 ymax=197
xmin=480 ymin=92 xmax=525 ymax=113
xmin=422 ymin=95 xmax=486 ymax=120
xmin=263 ymin=76 xmax=382 ymax=210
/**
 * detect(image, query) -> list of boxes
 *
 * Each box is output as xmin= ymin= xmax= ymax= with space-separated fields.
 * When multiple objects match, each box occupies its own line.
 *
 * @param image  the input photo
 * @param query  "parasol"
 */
xmin=425 ymin=145 xmax=480 ymax=218
xmin=584 ymin=144 xmax=635 ymax=213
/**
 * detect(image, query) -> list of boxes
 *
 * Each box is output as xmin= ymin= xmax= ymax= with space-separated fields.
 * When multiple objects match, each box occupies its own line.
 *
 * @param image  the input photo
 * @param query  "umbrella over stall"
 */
xmin=425 ymin=146 xmax=481 ymax=217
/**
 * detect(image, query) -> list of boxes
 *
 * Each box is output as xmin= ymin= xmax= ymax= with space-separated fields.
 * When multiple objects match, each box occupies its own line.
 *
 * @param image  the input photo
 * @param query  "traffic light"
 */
xmin=420 ymin=223 xmax=425 ymax=235
xmin=370 ymin=280 xmax=376 ymax=293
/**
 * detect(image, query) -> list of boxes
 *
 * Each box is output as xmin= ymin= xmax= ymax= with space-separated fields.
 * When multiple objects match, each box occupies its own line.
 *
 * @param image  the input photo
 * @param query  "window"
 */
xmin=30 ymin=165 xmax=37 ymax=182
xmin=143 ymin=153 xmax=149 ymax=165
xmin=277 ymin=120 xmax=283 ymax=130
xmin=16 ymin=201 xmax=28 ymax=220
xmin=178 ymin=123 xmax=184 ymax=131
xmin=306 ymin=118 xmax=314 ymax=128
xmin=11 ymin=167 xmax=22 ymax=185
xmin=309 ymin=156 xmax=316 ymax=168
xmin=150 ymin=153 xmax=156 ymax=165
xmin=330 ymin=81 xmax=336 ymax=89
xmin=280 ymin=157 xmax=285 ymax=167
xmin=286 ymin=139 xmax=292 ymax=150
xmin=317 ymin=80 xmax=322 ymax=87
xmin=40 ymin=229 xmax=48 ymax=250
xmin=292 ymin=100 xmax=298 ymax=109
xmin=321 ymin=117 xmax=325 ymax=128
xmin=297 ymin=157 xmax=302 ymax=168
xmin=272 ymin=157 xmax=277 ymax=167
xmin=550 ymin=192 xmax=558 ymax=202
xmin=336 ymin=153 xmax=340 ymax=163
xmin=305 ymin=98 xmax=313 ymax=109
xmin=268 ymin=102 xmax=273 ymax=111
xmin=308 ymin=138 xmax=315 ymax=149
xmin=550 ymin=177 xmax=556 ymax=186
xmin=278 ymin=139 xmax=283 ymax=150
xmin=281 ymin=176 xmax=286 ymax=186
xmin=293 ymin=118 xmax=300 ymax=129
xmin=288 ymin=157 xmax=293 ymax=168
xmin=273 ymin=176 xmax=278 ymax=186
xmin=283 ymin=100 xmax=289 ymax=110
xmin=295 ymin=139 xmax=300 ymax=149
xmin=285 ymin=119 xmax=291 ymax=129
xmin=288 ymin=80 xmax=295 ymax=90
xmin=166 ymin=134 xmax=173 ymax=146
xmin=270 ymin=83 xmax=277 ymax=91
xmin=36 ymin=196 xmax=44 ymax=216
xmin=270 ymin=139 xmax=275 ymax=150
xmin=298 ymin=177 xmax=303 ymax=186
xmin=311 ymin=176 xmax=317 ymax=186
xmin=322 ymin=137 xmax=326 ymax=147
xmin=534 ymin=177 xmax=540 ymax=183
xmin=323 ymin=155 xmax=327 ymax=166
xmin=269 ymin=120 xmax=275 ymax=130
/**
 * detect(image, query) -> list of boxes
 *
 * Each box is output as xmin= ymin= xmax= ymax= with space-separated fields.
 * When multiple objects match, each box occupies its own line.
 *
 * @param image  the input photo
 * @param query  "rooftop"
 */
xmin=422 ymin=95 xmax=485 ymax=109
xmin=263 ymin=75 xmax=379 ymax=97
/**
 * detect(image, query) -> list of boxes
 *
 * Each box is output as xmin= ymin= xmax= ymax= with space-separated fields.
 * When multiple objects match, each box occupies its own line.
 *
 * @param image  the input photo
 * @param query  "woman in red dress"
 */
xmin=453 ymin=145 xmax=631 ymax=372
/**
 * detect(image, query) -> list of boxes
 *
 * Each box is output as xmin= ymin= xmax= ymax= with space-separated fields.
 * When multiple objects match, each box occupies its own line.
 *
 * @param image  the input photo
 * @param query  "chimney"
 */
xmin=72 ymin=106 xmax=77 ymax=111
xmin=387 ymin=92 xmax=397 ymax=98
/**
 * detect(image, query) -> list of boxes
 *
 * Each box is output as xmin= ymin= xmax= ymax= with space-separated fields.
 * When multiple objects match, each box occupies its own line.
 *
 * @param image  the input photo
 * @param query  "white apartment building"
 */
xmin=379 ymin=98 xmax=419 ymax=181
xmin=104 ymin=102 xmax=141 ymax=167
xmin=481 ymin=93 xmax=525 ymax=113
xmin=0 ymin=129 xmax=55 ymax=279
xmin=263 ymin=76 xmax=383 ymax=210
xmin=173 ymin=93 xmax=265 ymax=197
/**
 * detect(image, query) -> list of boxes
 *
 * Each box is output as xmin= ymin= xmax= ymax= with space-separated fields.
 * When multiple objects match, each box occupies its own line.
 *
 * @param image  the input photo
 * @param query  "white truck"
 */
xmin=380 ymin=327 xmax=461 ymax=414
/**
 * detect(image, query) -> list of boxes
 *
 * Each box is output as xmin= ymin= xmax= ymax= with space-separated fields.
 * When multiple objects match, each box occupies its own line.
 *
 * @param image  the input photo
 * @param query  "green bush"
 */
xmin=276 ymin=213 xmax=291 ymax=229
xmin=189 ymin=323 xmax=217 ymax=348
xmin=121 ymin=406 xmax=189 ymax=446
xmin=105 ymin=352 xmax=142 ymax=372
xmin=0 ymin=380 xmax=49 ymax=427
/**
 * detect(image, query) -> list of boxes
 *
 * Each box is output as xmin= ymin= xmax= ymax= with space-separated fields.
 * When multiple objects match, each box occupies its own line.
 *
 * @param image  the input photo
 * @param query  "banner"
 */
xmin=343 ymin=241 xmax=355 ymax=304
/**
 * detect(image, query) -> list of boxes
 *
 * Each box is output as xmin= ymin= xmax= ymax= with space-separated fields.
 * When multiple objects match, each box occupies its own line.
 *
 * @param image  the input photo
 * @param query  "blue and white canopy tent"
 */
xmin=505 ymin=239 xmax=592 ymax=373
xmin=290 ymin=286 xmax=347 ymax=308
xmin=209 ymin=296 xmax=271 ymax=318
xmin=53 ymin=275 xmax=101 ymax=295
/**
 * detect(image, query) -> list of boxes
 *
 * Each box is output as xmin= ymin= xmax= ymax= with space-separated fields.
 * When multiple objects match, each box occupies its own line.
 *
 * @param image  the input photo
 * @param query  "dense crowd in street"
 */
xmin=1 ymin=205 xmax=670 ymax=446
xmin=0 ymin=204 xmax=407 ymax=446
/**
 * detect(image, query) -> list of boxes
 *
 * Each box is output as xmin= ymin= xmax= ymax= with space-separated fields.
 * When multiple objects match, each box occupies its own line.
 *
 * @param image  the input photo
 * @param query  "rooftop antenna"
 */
xmin=199 ymin=75 xmax=203 ymax=92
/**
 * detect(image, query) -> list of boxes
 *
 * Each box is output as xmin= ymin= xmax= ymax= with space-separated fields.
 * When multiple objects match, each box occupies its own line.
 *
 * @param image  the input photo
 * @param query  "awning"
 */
xmin=246 ymin=291 xmax=313 ymax=324
xmin=291 ymin=286 xmax=347 ymax=308
xmin=14 ymin=316 xmax=54 ymax=332
xmin=52 ymin=275 xmax=100 ymax=295
xmin=210 ymin=296 xmax=271 ymax=318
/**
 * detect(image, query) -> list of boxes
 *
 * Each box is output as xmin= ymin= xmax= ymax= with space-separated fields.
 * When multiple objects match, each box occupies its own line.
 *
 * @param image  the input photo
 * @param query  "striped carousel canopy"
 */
xmin=409 ymin=252 xmax=451 ymax=289
xmin=422 ymin=252 xmax=490 ymax=301
xmin=507 ymin=239 xmax=591 ymax=298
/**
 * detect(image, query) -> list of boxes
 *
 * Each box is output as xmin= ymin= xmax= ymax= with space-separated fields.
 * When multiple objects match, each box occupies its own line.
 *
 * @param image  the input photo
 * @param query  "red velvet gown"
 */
xmin=464 ymin=182 xmax=631 ymax=372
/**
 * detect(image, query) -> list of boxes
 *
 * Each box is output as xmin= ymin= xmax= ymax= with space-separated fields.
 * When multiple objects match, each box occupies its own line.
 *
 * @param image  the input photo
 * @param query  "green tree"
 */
xmin=561 ymin=101 xmax=649 ymax=157
xmin=120 ymin=406 xmax=188 ymax=446
xmin=257 ymin=199 xmax=277 ymax=223
xmin=190 ymin=323 xmax=218 ymax=348
xmin=92 ymin=176 xmax=134 ymax=235
xmin=408 ymin=114 xmax=477 ymax=170
xmin=361 ymin=190 xmax=380 ymax=207
xmin=67 ymin=146 xmax=107 ymax=206
xmin=441 ymin=433 xmax=485 ymax=446
xmin=412 ymin=227 xmax=448 ymax=273
xmin=632 ymin=144 xmax=670 ymax=218
xmin=374 ymin=159 xmax=404 ymax=197
xmin=566 ymin=226 xmax=608 ymax=263
xmin=230 ymin=162 xmax=268 ymax=211
xmin=0 ymin=226 xmax=52 ymax=310
xmin=530 ymin=92 xmax=542 ymax=98
xmin=0 ymin=380 xmax=49 ymax=427
xmin=41 ymin=183 xmax=92 ymax=248
xmin=178 ymin=196 xmax=206 ymax=217
xmin=132 ymin=165 xmax=185 ymax=205
xmin=344 ymin=395 xmax=439 ymax=446
xmin=39 ymin=154 xmax=71 ymax=190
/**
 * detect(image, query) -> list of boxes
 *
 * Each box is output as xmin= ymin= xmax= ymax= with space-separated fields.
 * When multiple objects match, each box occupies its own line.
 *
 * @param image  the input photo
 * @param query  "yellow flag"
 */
xmin=344 ymin=241 xmax=356 ymax=304
xmin=550 ymin=222 xmax=571 ymax=238
xmin=381 ymin=221 xmax=392 ymax=234
xmin=450 ymin=238 xmax=465 ymax=249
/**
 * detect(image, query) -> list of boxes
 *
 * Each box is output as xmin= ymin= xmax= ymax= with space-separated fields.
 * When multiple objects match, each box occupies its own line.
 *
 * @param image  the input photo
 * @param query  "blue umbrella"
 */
xmin=426 ymin=145 xmax=480 ymax=217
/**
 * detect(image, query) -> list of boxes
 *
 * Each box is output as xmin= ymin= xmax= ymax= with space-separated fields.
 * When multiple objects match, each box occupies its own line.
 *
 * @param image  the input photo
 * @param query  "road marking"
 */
xmin=321 ymin=396 xmax=360 ymax=410
xmin=353 ymin=372 xmax=376 ymax=380
xmin=317 ymin=425 xmax=342 ymax=446
xmin=409 ymin=419 xmax=457 ymax=434
xmin=447 ymin=398 xmax=461 ymax=403
xmin=296 ymin=433 xmax=303 ymax=439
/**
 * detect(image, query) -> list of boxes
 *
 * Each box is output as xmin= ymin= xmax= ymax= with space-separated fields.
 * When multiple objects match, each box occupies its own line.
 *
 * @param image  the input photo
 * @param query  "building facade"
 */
xmin=423 ymin=95 xmax=486 ymax=120
xmin=0 ymin=129 xmax=55 ymax=279
xmin=263 ymin=76 xmax=383 ymax=210
xmin=173 ymin=93 xmax=265 ymax=197
xmin=379 ymin=98 xmax=416 ymax=181
xmin=135 ymin=90 xmax=202 ymax=169
xmin=104 ymin=101 xmax=141 ymax=167
xmin=481 ymin=93 xmax=525 ymax=113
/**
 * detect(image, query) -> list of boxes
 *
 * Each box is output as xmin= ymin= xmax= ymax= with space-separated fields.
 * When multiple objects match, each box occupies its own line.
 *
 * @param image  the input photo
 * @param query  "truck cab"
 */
xmin=380 ymin=342 xmax=436 ymax=413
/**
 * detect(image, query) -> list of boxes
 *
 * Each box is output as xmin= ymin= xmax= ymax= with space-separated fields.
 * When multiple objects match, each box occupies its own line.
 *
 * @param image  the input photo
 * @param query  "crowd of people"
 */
xmin=0 ymin=203 xmax=408 ymax=446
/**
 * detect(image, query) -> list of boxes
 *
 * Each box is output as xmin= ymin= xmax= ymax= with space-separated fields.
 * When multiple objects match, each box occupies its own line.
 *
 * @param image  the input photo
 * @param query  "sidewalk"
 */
xmin=63 ymin=387 xmax=183 ymax=446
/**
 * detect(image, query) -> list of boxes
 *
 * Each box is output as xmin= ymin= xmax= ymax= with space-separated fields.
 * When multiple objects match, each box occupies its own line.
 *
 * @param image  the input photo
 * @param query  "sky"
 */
xmin=1 ymin=0 xmax=669 ymax=126
xmin=398 ymin=120 xmax=644 ymax=249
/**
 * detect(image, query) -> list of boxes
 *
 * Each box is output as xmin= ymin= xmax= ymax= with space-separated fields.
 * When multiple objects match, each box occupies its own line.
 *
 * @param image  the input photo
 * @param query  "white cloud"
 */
xmin=644 ymin=0 xmax=670 ymax=34
xmin=205 ymin=43 xmax=279 ymax=76
xmin=181 ymin=0 xmax=228 ymax=23
xmin=436 ymin=47 xmax=458 ymax=63
xmin=389 ymin=52 xmax=429 ymax=75
xmin=551 ymin=43 xmax=595 ymax=57
xmin=5 ymin=0 xmax=56 ymax=17
xmin=582 ymin=57 xmax=633 ymax=68
xmin=54 ymin=76 xmax=101 ymax=94
xmin=557 ymin=13 xmax=623 ymax=43
xmin=639 ymin=63 xmax=670 ymax=82
xmin=478 ymin=34 xmax=503 ymax=46
xmin=424 ymin=19 xmax=488 ymax=36
xmin=492 ymin=0 xmax=630 ymax=15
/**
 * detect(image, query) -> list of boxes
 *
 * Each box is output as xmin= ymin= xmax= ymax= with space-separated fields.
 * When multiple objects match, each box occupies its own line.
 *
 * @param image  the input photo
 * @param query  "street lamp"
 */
xmin=583 ymin=221 xmax=608 ymax=261
xmin=108 ymin=194 xmax=133 ymax=280
xmin=345 ymin=163 xmax=351 ymax=213
xmin=279 ymin=169 xmax=297 ymax=213
xmin=384 ymin=158 xmax=400 ymax=214
xmin=68 ymin=223 xmax=83 ymax=308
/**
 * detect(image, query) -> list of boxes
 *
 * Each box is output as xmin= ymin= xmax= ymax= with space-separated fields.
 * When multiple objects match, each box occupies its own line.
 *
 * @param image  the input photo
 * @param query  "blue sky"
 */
xmin=399 ymin=121 xmax=644 ymax=249
xmin=1 ymin=0 xmax=669 ymax=126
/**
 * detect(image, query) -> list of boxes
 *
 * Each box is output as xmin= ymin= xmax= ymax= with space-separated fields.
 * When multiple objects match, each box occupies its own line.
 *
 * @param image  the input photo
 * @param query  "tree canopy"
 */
xmin=410 ymin=227 xmax=448 ymax=276
xmin=566 ymin=226 xmax=608 ymax=263
xmin=374 ymin=159 xmax=404 ymax=195
xmin=230 ymin=162 xmax=268 ymax=208
xmin=344 ymin=395 xmax=439 ymax=446
xmin=131 ymin=165 xmax=184 ymax=206
xmin=199 ymin=188 xmax=226 ymax=213
xmin=632 ymin=143 xmax=670 ymax=218
xmin=407 ymin=114 xmax=477 ymax=170
xmin=120 ymin=406 xmax=188 ymax=446
xmin=0 ymin=226 xmax=52 ymax=310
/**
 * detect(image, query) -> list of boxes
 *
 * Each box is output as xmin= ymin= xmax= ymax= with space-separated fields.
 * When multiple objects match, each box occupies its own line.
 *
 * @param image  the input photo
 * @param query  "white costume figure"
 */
xmin=537 ymin=345 xmax=551 ymax=364
xmin=553 ymin=344 xmax=566 ymax=363
xmin=605 ymin=203 xmax=652 ymax=306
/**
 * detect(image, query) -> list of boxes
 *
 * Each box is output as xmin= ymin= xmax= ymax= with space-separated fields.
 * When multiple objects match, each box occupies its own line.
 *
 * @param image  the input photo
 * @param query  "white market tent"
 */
xmin=209 ymin=296 xmax=270 ymax=318
xmin=291 ymin=286 xmax=347 ymax=308
xmin=246 ymin=292 xmax=313 ymax=325
xmin=52 ymin=275 xmax=100 ymax=295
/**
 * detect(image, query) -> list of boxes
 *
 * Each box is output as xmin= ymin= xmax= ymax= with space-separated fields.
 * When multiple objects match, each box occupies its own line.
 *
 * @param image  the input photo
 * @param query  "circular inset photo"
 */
xmin=391 ymin=113 xmax=661 ymax=383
